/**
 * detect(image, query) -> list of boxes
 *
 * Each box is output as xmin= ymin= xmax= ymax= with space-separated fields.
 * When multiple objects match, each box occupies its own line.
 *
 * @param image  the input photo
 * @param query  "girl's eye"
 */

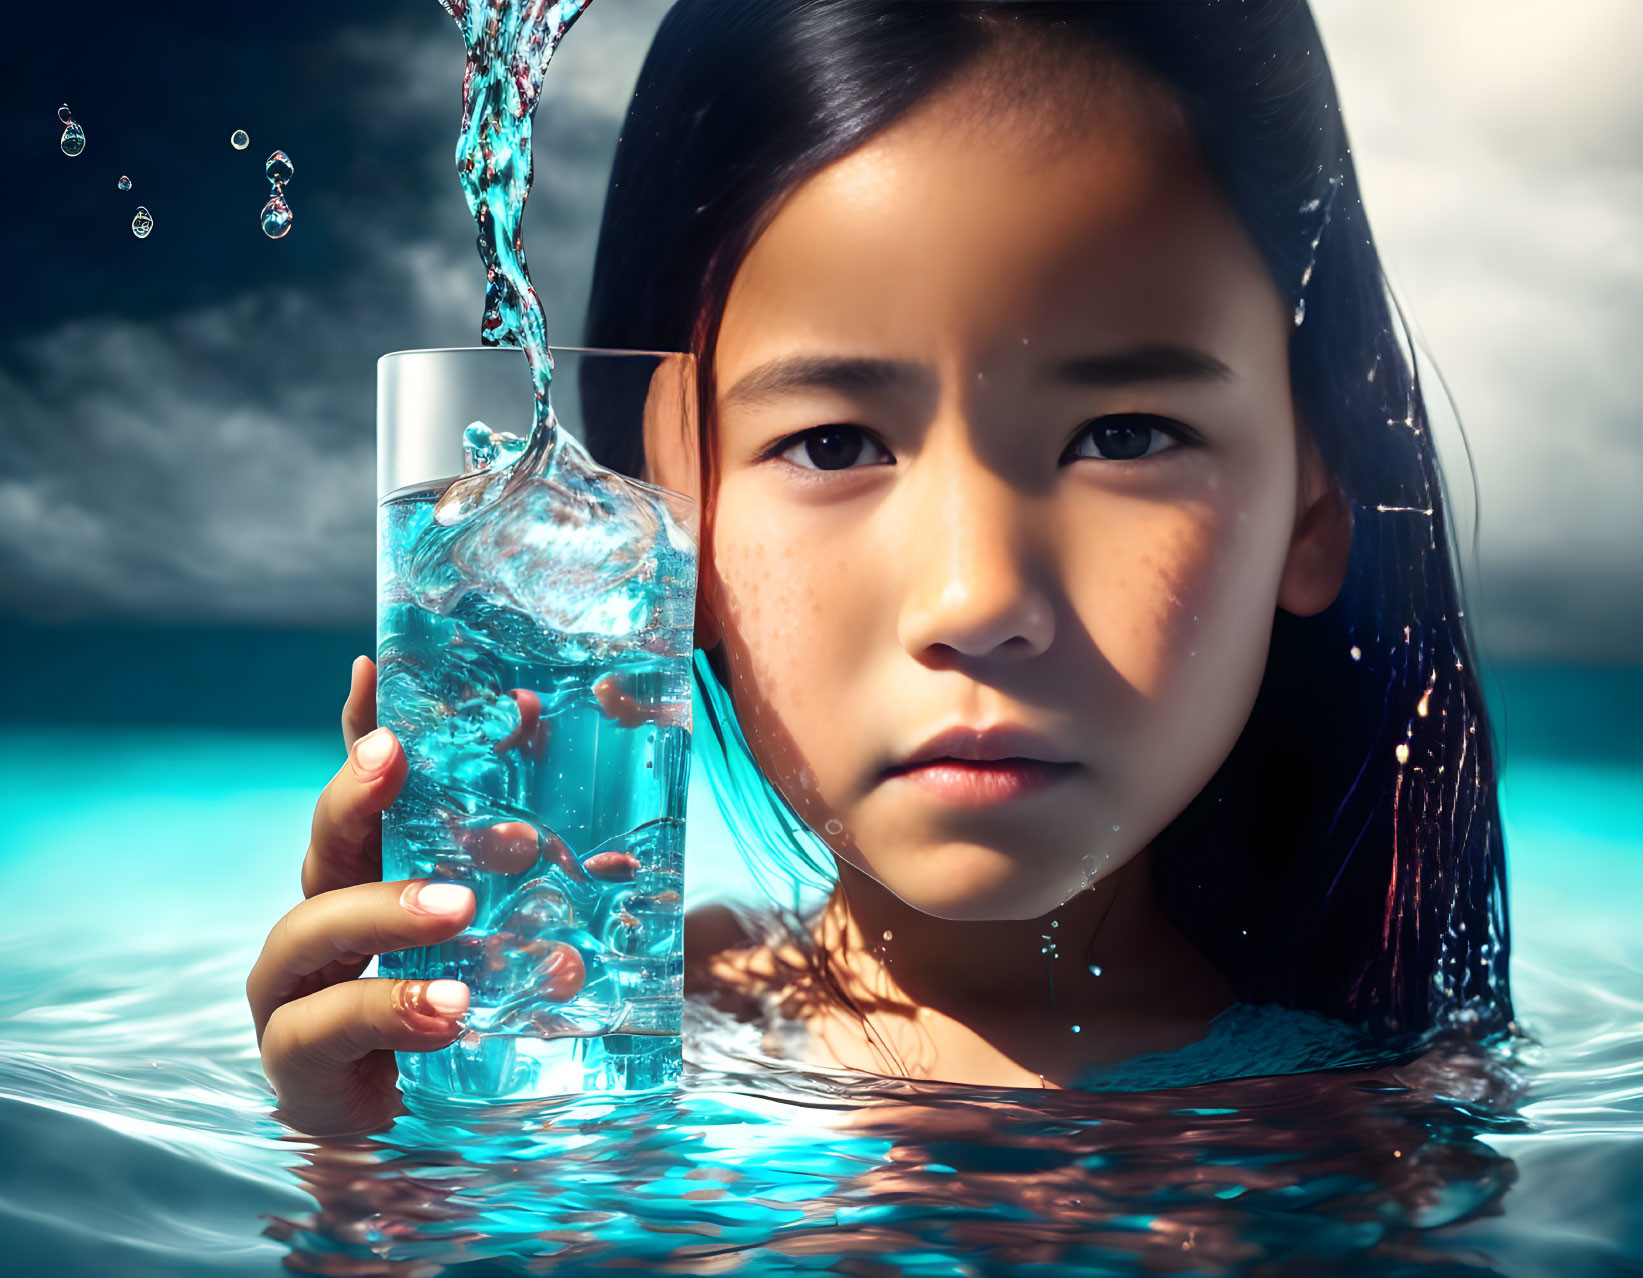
xmin=778 ymin=425 xmax=892 ymax=472
xmin=1064 ymin=413 xmax=1187 ymax=463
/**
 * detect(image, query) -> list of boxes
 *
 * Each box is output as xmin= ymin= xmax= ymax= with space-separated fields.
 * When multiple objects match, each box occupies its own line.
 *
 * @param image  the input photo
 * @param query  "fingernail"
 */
xmin=352 ymin=727 xmax=394 ymax=777
xmin=401 ymin=880 xmax=474 ymax=916
xmin=424 ymin=979 xmax=469 ymax=1016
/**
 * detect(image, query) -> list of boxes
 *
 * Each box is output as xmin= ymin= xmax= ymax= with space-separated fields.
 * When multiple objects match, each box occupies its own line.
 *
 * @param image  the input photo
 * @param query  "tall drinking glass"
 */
xmin=375 ymin=346 xmax=698 ymax=1105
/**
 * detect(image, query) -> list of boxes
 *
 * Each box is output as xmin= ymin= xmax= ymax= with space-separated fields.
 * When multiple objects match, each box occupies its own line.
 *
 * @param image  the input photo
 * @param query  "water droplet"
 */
xmin=1292 ymin=297 xmax=1306 ymax=327
xmin=130 ymin=206 xmax=154 ymax=239
xmin=1349 ymin=645 xmax=1362 ymax=661
xmin=1395 ymin=742 xmax=1410 ymax=765
xmin=261 ymin=150 xmax=295 ymax=238
xmin=1070 ymin=1024 xmax=1081 ymax=1033
xmin=881 ymin=930 xmax=892 ymax=942
xmin=1416 ymin=689 xmax=1431 ymax=717
xmin=1111 ymin=824 xmax=1120 ymax=833
xmin=824 ymin=818 xmax=843 ymax=836
xmin=1050 ymin=920 xmax=1058 ymax=929
xmin=117 ymin=175 xmax=132 ymax=191
xmin=57 ymin=103 xmax=74 ymax=125
xmin=261 ymin=193 xmax=292 ymax=239
xmin=59 ymin=114 xmax=85 ymax=157
xmin=231 ymin=129 xmax=250 ymax=151
xmin=1088 ymin=964 xmax=1103 ymax=977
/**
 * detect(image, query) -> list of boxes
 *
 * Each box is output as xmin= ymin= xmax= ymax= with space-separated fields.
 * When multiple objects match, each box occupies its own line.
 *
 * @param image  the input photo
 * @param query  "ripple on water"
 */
xmin=6 ymin=933 xmax=1643 ymax=1273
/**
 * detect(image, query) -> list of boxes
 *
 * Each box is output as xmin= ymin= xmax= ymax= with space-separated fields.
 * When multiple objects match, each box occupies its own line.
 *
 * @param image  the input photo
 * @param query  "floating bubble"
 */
xmin=58 ymin=104 xmax=85 ymax=157
xmin=230 ymin=129 xmax=249 ymax=150
xmin=265 ymin=149 xmax=294 ymax=184
xmin=131 ymin=206 xmax=154 ymax=239
xmin=117 ymin=175 xmax=131 ymax=191
xmin=260 ymin=194 xmax=292 ymax=239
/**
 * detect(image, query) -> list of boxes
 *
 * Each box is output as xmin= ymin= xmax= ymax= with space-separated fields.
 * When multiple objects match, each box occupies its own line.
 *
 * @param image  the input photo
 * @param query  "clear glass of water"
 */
xmin=374 ymin=346 xmax=698 ymax=1106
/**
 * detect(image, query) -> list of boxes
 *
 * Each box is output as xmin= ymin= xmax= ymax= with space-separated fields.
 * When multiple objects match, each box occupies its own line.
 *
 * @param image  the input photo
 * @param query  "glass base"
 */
xmin=397 ymin=1030 xmax=682 ymax=1106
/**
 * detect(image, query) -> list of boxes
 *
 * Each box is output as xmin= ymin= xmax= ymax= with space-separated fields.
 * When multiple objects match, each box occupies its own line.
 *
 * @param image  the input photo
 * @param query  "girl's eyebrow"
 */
xmin=1053 ymin=345 xmax=1236 ymax=387
xmin=722 ymin=355 xmax=936 ymax=406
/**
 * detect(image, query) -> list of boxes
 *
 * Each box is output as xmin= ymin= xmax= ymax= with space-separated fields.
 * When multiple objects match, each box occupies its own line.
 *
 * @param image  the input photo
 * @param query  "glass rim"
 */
xmin=379 ymin=344 xmax=693 ymax=363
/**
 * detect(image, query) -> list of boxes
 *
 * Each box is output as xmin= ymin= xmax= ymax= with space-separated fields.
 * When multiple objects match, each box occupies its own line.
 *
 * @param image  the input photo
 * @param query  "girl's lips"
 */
xmin=886 ymin=758 xmax=1079 ymax=806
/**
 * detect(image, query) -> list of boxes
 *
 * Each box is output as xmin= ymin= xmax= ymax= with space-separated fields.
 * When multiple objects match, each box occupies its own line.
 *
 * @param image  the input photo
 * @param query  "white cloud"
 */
xmin=1314 ymin=0 xmax=1643 ymax=660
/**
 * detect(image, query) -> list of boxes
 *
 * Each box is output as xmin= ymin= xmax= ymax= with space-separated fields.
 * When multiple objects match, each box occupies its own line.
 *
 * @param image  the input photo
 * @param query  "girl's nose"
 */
xmin=895 ymin=455 xmax=1056 ymax=664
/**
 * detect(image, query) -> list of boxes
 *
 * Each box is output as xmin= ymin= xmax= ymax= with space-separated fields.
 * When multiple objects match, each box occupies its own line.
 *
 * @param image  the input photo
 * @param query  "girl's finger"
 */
xmin=342 ymin=655 xmax=378 ymax=755
xmin=247 ymin=877 xmax=475 ymax=1044
xmin=259 ymin=975 xmax=470 ymax=1136
xmin=301 ymin=726 xmax=406 ymax=899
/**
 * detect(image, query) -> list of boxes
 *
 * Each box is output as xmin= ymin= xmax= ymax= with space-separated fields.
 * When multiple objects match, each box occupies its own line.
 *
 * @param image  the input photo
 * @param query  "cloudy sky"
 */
xmin=0 ymin=0 xmax=1637 ymax=661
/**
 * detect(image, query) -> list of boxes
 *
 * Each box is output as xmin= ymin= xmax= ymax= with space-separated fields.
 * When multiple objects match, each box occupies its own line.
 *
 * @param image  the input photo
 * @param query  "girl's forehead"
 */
xmin=718 ymin=83 xmax=1282 ymax=368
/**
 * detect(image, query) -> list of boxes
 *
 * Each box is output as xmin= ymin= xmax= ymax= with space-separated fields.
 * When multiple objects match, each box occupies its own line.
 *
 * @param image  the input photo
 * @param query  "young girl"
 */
xmin=248 ymin=0 xmax=1512 ymax=1137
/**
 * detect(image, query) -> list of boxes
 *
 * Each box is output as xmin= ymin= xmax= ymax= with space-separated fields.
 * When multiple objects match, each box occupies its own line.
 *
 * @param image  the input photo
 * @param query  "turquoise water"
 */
xmin=376 ymin=472 xmax=695 ymax=1098
xmin=0 ymin=667 xmax=1639 ymax=1273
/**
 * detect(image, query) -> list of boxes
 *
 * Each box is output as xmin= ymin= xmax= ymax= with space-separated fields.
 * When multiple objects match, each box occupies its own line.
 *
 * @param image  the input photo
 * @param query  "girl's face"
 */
xmin=688 ymin=61 xmax=1349 ymax=922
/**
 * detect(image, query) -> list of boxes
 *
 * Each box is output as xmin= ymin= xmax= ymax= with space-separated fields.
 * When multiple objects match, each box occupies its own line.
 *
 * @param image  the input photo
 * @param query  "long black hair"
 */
xmin=583 ymin=0 xmax=1512 ymax=1043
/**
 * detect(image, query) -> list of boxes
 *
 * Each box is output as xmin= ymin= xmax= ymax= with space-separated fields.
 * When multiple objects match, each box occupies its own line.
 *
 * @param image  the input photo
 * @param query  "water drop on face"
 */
xmin=130 ymin=206 xmax=154 ymax=239
xmin=824 ymin=818 xmax=843 ymax=836
xmin=265 ymin=149 xmax=294 ymax=184
xmin=117 ymin=175 xmax=132 ymax=191
xmin=261 ymin=194 xmax=292 ymax=239
xmin=231 ymin=129 xmax=250 ymax=150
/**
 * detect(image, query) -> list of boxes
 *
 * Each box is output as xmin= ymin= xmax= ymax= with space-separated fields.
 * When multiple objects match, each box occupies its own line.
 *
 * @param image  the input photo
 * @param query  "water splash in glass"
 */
xmin=117 ymin=175 xmax=131 ymax=191
xmin=57 ymin=104 xmax=85 ymax=157
xmin=230 ymin=128 xmax=249 ymax=150
xmin=131 ymin=206 xmax=153 ymax=239
xmin=261 ymin=149 xmax=293 ymax=239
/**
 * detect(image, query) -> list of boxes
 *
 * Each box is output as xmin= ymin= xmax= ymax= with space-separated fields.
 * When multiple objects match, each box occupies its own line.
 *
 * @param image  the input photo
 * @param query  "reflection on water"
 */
xmin=1 ymin=719 xmax=1640 ymax=1274
xmin=6 ymin=932 xmax=1643 ymax=1275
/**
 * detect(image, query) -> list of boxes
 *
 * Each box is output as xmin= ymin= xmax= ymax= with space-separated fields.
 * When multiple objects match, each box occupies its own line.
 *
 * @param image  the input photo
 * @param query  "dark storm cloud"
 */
xmin=0 ymin=0 xmax=671 ymax=625
xmin=0 ymin=1 xmax=1637 ymax=659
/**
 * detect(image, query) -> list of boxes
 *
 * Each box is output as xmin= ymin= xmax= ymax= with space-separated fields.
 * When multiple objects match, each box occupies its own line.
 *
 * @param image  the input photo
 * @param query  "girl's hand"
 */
xmin=246 ymin=656 xmax=476 ymax=1137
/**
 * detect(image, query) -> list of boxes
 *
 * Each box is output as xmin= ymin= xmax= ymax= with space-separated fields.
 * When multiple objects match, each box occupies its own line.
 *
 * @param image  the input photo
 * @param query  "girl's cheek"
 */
xmin=706 ymin=497 xmax=861 ymax=818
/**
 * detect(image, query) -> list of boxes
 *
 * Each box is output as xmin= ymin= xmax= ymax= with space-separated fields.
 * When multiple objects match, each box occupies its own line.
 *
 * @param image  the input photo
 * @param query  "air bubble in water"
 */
xmin=131 ymin=206 xmax=154 ymax=239
xmin=261 ymin=150 xmax=294 ymax=239
xmin=117 ymin=175 xmax=131 ymax=191
xmin=231 ymin=129 xmax=250 ymax=150
xmin=58 ymin=104 xmax=85 ymax=157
